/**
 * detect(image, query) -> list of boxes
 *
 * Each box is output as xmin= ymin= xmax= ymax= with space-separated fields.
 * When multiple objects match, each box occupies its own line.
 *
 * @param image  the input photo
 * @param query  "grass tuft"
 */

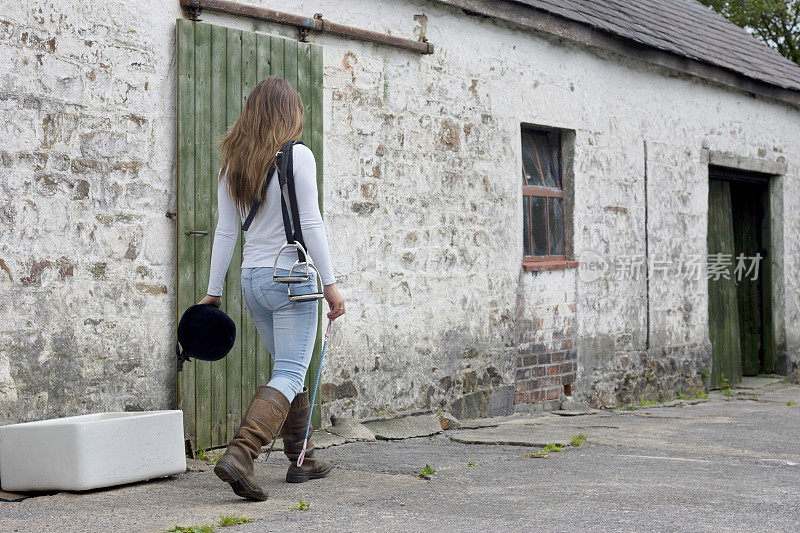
xmin=289 ymin=500 xmax=310 ymax=511
xmin=217 ymin=515 xmax=253 ymax=527
xmin=570 ymin=433 xmax=587 ymax=446
xmin=787 ymin=401 xmax=797 ymax=406
xmin=638 ymin=396 xmax=658 ymax=406
xmin=467 ymin=461 xmax=479 ymax=467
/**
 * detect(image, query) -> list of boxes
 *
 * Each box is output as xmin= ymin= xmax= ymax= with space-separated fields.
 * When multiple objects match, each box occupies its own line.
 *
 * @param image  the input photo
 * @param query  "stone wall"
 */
xmin=0 ymin=1 xmax=183 ymax=423
xmin=1 ymin=0 xmax=799 ymax=425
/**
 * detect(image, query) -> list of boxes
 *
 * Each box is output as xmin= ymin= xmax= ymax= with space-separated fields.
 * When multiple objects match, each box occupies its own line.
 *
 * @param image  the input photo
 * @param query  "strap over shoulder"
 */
xmin=240 ymin=141 xmax=308 ymax=263
xmin=276 ymin=141 xmax=307 ymax=262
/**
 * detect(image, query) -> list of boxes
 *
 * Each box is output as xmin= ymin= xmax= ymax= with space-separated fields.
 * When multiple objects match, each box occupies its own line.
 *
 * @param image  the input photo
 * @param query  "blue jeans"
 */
xmin=241 ymin=266 xmax=319 ymax=403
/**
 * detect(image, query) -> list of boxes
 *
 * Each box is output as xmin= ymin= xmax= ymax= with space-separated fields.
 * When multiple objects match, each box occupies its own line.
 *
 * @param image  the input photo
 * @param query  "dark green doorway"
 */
xmin=707 ymin=167 xmax=774 ymax=388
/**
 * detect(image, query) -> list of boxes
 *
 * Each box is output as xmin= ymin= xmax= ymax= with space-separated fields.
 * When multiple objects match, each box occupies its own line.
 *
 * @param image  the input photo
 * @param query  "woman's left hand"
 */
xmin=198 ymin=294 xmax=222 ymax=308
xmin=323 ymin=284 xmax=345 ymax=320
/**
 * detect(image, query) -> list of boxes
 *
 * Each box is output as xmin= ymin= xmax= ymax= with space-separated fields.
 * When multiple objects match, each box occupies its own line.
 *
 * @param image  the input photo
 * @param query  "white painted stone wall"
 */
xmin=1 ymin=0 xmax=798 ymax=423
xmin=0 ymin=0 xmax=184 ymax=422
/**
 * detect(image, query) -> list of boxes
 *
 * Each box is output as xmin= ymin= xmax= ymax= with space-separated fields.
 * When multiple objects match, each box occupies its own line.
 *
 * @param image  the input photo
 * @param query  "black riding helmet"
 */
xmin=176 ymin=304 xmax=236 ymax=371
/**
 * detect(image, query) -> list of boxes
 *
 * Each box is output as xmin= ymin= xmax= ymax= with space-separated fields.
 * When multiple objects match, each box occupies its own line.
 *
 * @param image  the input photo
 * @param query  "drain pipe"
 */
xmin=180 ymin=0 xmax=435 ymax=55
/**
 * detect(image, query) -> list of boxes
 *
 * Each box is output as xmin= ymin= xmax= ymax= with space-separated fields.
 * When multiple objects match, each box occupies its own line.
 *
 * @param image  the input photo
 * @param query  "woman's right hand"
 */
xmin=198 ymin=294 xmax=222 ymax=308
xmin=324 ymin=284 xmax=345 ymax=320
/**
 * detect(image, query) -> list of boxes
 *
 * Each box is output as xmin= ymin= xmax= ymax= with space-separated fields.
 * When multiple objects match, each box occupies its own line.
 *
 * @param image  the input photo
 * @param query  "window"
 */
xmin=521 ymin=127 xmax=573 ymax=270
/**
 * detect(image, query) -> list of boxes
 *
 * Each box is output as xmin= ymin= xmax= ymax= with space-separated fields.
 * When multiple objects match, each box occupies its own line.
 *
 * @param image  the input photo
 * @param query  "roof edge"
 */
xmin=433 ymin=0 xmax=800 ymax=108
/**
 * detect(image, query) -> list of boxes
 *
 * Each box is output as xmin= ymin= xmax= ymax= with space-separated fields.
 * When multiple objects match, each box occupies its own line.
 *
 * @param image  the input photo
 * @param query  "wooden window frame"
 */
xmin=521 ymin=127 xmax=577 ymax=271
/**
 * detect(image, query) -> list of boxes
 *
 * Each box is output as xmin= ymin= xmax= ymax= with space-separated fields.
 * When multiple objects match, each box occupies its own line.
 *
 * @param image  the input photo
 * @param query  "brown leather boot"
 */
xmin=214 ymin=385 xmax=290 ymax=500
xmin=281 ymin=388 xmax=333 ymax=483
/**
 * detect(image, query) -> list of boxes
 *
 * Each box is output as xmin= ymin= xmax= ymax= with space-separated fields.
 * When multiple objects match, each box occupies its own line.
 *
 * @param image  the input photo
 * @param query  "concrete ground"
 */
xmin=1 ymin=378 xmax=799 ymax=532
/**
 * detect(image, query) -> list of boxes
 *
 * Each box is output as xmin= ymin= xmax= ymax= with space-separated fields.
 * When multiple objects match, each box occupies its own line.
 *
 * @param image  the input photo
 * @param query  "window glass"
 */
xmin=523 ymin=196 xmax=531 ymax=256
xmin=546 ymin=132 xmax=562 ymax=188
xmin=521 ymin=132 xmax=543 ymax=186
xmin=531 ymin=197 xmax=548 ymax=256
xmin=521 ymin=130 xmax=560 ymax=188
xmin=548 ymin=197 xmax=564 ymax=255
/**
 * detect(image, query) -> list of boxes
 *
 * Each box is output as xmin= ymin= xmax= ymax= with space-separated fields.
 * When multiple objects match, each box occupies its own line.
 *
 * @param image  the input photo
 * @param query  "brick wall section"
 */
xmin=514 ymin=268 xmax=578 ymax=405
xmin=515 ymin=348 xmax=577 ymax=404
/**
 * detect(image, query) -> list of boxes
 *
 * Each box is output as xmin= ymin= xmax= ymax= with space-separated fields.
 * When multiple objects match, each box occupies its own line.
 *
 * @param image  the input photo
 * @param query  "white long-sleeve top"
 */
xmin=206 ymin=143 xmax=335 ymax=296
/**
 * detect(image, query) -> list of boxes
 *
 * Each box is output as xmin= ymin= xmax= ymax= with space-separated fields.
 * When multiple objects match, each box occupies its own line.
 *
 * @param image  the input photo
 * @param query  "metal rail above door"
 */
xmin=180 ymin=0 xmax=435 ymax=55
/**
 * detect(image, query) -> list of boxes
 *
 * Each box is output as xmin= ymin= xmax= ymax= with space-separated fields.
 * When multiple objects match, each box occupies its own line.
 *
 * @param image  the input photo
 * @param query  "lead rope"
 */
xmin=297 ymin=318 xmax=333 ymax=467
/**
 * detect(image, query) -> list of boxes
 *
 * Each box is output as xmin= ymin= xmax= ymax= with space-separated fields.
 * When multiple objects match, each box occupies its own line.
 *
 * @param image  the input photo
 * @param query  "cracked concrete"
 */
xmin=1 ymin=380 xmax=798 ymax=531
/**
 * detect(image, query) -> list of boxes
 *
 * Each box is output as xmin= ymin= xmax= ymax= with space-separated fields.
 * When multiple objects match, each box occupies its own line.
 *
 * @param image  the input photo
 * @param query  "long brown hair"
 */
xmin=218 ymin=76 xmax=305 ymax=214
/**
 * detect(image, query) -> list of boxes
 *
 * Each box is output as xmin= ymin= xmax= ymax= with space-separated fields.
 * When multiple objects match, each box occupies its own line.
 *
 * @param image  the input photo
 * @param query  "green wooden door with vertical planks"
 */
xmin=176 ymin=19 xmax=324 ymax=450
xmin=707 ymin=179 xmax=742 ymax=389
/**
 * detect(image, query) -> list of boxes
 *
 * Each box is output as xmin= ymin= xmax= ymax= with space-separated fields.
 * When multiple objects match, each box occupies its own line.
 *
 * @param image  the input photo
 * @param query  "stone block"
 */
xmin=328 ymin=417 xmax=376 ymax=442
xmin=450 ymin=391 xmax=488 ymax=419
xmin=363 ymin=414 xmax=442 ymax=440
xmin=489 ymin=386 xmax=515 ymax=416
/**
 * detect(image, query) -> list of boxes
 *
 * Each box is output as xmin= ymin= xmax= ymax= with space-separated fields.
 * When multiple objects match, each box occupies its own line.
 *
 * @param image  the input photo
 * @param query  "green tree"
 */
xmin=700 ymin=0 xmax=800 ymax=65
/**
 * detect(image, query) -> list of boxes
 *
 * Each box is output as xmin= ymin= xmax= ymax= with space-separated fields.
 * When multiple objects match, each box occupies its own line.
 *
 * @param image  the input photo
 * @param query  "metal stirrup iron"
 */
xmin=273 ymin=241 xmax=324 ymax=302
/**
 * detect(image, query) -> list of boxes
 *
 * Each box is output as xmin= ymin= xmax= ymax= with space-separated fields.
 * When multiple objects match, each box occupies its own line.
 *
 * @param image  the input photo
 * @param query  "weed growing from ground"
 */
xmin=677 ymin=387 xmax=690 ymax=400
xmin=418 ymin=464 xmax=436 ymax=479
xmin=570 ymin=433 xmax=587 ymax=446
xmin=289 ymin=501 xmax=310 ymax=511
xmin=217 ymin=515 xmax=253 ymax=527
xmin=787 ymin=401 xmax=797 ymax=406
xmin=193 ymin=448 xmax=220 ymax=465
xmin=524 ymin=450 xmax=549 ymax=458
xmin=467 ymin=461 xmax=479 ymax=467
xmin=165 ymin=514 xmax=254 ymax=532
xmin=695 ymin=390 xmax=709 ymax=399
xmin=523 ymin=443 xmax=565 ymax=458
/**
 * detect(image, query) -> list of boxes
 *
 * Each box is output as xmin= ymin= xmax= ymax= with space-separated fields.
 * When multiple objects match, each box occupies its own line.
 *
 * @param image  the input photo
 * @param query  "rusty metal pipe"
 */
xmin=180 ymin=0 xmax=434 ymax=55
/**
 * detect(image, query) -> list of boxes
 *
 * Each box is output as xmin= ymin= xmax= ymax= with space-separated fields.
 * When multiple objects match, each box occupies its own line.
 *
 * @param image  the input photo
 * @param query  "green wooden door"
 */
xmin=707 ymin=179 xmax=742 ymax=388
xmin=176 ymin=19 xmax=324 ymax=450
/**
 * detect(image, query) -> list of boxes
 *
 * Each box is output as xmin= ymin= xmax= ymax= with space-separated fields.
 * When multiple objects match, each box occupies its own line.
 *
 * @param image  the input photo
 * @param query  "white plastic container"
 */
xmin=0 ymin=410 xmax=186 ymax=491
